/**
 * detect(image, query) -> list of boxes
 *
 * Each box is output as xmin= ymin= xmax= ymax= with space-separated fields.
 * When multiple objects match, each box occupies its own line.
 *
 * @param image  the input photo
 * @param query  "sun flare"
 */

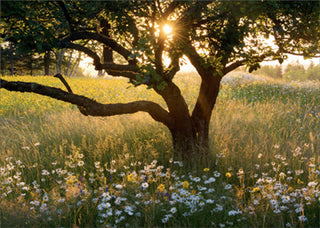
xmin=163 ymin=24 xmax=173 ymax=35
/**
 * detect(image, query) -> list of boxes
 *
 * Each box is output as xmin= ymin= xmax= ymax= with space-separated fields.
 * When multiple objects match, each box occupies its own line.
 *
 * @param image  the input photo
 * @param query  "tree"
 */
xmin=1 ymin=1 xmax=319 ymax=165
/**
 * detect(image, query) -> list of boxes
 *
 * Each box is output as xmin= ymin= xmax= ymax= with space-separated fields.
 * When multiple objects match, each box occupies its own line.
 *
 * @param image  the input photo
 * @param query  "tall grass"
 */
xmin=0 ymin=72 xmax=319 ymax=227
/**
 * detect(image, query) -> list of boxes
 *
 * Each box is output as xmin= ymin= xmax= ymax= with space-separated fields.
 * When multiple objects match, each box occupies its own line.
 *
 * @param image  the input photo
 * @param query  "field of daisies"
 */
xmin=0 ymin=72 xmax=319 ymax=227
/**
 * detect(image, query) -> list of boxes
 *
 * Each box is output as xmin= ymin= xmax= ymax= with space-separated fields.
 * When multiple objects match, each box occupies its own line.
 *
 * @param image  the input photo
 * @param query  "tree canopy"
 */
xmin=1 ymin=0 xmax=319 ymax=165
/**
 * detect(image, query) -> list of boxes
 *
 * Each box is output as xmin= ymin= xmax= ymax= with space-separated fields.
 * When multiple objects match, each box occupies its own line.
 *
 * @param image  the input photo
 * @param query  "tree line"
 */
xmin=251 ymin=61 xmax=320 ymax=81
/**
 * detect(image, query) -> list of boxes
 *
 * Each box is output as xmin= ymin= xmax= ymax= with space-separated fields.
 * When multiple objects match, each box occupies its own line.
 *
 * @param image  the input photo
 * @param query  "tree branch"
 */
xmin=59 ymin=41 xmax=102 ymax=70
xmin=56 ymin=0 xmax=75 ymax=32
xmin=63 ymin=31 xmax=136 ymax=64
xmin=59 ymin=41 xmax=139 ymax=79
xmin=0 ymin=79 xmax=173 ymax=127
xmin=183 ymin=41 xmax=212 ymax=80
xmin=222 ymin=59 xmax=247 ymax=75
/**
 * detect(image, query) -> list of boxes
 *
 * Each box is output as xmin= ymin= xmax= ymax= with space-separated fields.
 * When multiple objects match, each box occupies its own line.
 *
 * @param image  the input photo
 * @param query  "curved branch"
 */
xmin=59 ymin=41 xmax=140 ymax=79
xmin=0 ymin=79 xmax=173 ymax=127
xmin=100 ymin=63 xmax=139 ymax=73
xmin=223 ymin=54 xmax=268 ymax=75
xmin=59 ymin=41 xmax=102 ymax=69
xmin=64 ymin=31 xmax=136 ymax=63
xmin=222 ymin=59 xmax=247 ymax=75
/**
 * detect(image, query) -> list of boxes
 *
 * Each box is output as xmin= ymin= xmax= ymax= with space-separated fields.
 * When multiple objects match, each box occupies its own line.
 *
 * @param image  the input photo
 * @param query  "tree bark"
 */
xmin=44 ymin=50 xmax=50 ymax=75
xmin=65 ymin=49 xmax=73 ymax=76
xmin=10 ymin=42 xmax=14 ymax=76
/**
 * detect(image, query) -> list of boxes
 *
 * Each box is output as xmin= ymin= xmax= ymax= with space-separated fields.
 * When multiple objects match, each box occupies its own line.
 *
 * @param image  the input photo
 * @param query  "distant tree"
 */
xmin=1 ymin=1 xmax=319 ymax=165
xmin=283 ymin=61 xmax=306 ymax=81
xmin=305 ymin=62 xmax=320 ymax=80
xmin=254 ymin=65 xmax=283 ymax=79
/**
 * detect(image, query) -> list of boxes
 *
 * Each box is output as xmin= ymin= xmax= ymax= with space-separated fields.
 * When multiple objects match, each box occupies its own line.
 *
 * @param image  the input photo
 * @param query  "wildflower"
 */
xmin=41 ymin=170 xmax=50 ymax=176
xmin=279 ymin=172 xmax=286 ymax=179
xmin=170 ymin=207 xmax=177 ymax=214
xmin=214 ymin=204 xmax=223 ymax=212
xmin=78 ymin=153 xmax=84 ymax=159
xmin=297 ymin=179 xmax=304 ymax=184
xmin=295 ymin=207 xmax=302 ymax=213
xmin=273 ymin=209 xmax=281 ymax=214
xmin=115 ymin=210 xmax=122 ymax=216
xmin=193 ymin=177 xmax=201 ymax=182
xmin=203 ymin=168 xmax=210 ymax=172
xmin=42 ymin=193 xmax=49 ymax=202
xmin=213 ymin=171 xmax=221 ymax=177
xmin=6 ymin=177 xmax=13 ymax=184
xmin=237 ymin=168 xmax=244 ymax=176
xmin=162 ymin=217 xmax=168 ymax=223
xmin=204 ymin=177 xmax=216 ymax=184
xmin=106 ymin=208 xmax=113 ymax=216
xmin=270 ymin=199 xmax=278 ymax=207
xmin=22 ymin=146 xmax=30 ymax=150
xmin=30 ymin=200 xmax=40 ymax=206
xmin=94 ymin=161 xmax=100 ymax=168
xmin=298 ymin=215 xmax=307 ymax=222
xmin=191 ymin=190 xmax=197 ymax=195
xmin=22 ymin=186 xmax=29 ymax=191
xmin=226 ymin=172 xmax=232 ymax=178
xmin=253 ymin=187 xmax=260 ymax=193
xmin=115 ymin=184 xmax=123 ymax=189
xmin=157 ymin=184 xmax=165 ymax=192
xmin=127 ymin=173 xmax=136 ymax=182
xmin=258 ymin=153 xmax=263 ymax=159
xmin=141 ymin=182 xmax=149 ymax=189
xmin=77 ymin=161 xmax=84 ymax=167
xmin=273 ymin=144 xmax=280 ymax=149
xmin=225 ymin=184 xmax=232 ymax=190
xmin=308 ymin=181 xmax=318 ymax=187
xmin=228 ymin=210 xmax=241 ymax=216
xmin=34 ymin=142 xmax=40 ymax=146
xmin=182 ymin=181 xmax=189 ymax=189
xmin=124 ymin=206 xmax=134 ymax=215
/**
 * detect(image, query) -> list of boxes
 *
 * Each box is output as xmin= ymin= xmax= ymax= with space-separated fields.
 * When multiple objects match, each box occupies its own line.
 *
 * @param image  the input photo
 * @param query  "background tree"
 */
xmin=1 ymin=1 xmax=319 ymax=165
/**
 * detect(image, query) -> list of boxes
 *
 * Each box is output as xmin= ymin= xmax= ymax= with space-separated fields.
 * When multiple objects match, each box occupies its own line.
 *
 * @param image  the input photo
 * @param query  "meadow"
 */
xmin=0 ymin=72 xmax=319 ymax=227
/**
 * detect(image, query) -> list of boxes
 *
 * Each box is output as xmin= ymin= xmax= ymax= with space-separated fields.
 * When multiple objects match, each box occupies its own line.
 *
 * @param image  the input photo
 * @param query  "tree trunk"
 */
xmin=167 ymin=72 xmax=222 ymax=167
xmin=70 ymin=52 xmax=81 ymax=77
xmin=30 ymin=54 xmax=33 ymax=76
xmin=56 ymin=49 xmax=66 ymax=74
xmin=65 ymin=49 xmax=73 ymax=76
xmin=10 ymin=42 xmax=14 ymax=76
xmin=170 ymin=120 xmax=210 ymax=168
xmin=44 ymin=50 xmax=50 ymax=75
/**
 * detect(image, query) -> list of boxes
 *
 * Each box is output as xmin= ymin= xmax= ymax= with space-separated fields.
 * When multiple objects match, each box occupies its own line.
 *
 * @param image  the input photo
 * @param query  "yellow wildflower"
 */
xmin=253 ymin=187 xmax=260 ymax=193
xmin=157 ymin=184 xmax=165 ymax=192
xmin=182 ymin=181 xmax=189 ymax=189
xmin=66 ymin=175 xmax=77 ymax=185
xmin=203 ymin=168 xmax=210 ymax=172
xmin=226 ymin=172 xmax=232 ymax=178
xmin=297 ymin=179 xmax=304 ymax=184
xmin=191 ymin=190 xmax=197 ymax=195
xmin=127 ymin=173 xmax=136 ymax=182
